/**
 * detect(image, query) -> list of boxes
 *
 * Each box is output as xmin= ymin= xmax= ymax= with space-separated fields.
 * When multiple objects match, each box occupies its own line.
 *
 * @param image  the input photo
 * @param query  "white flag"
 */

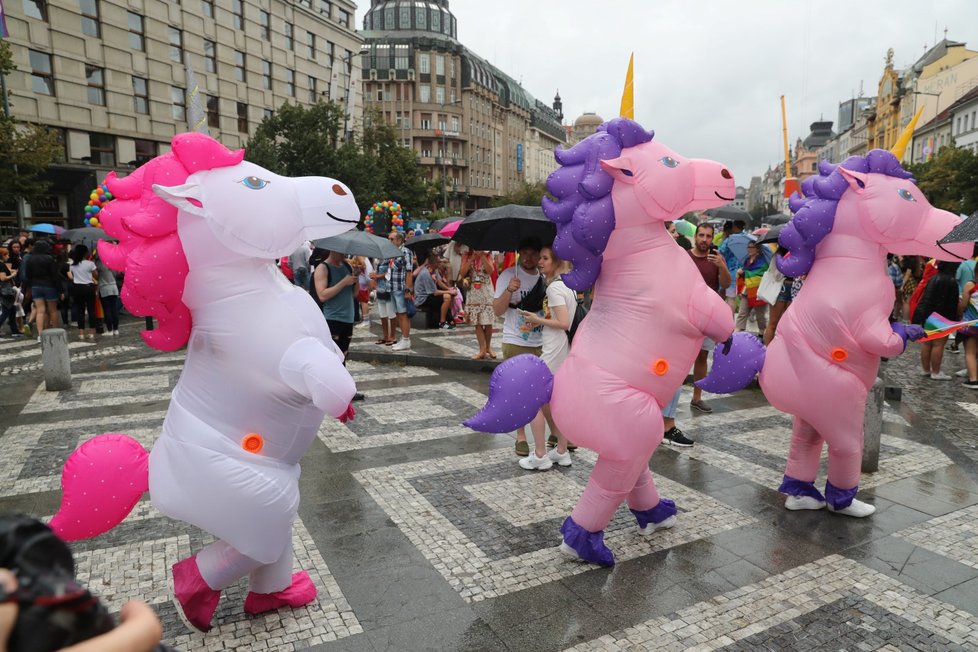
xmin=185 ymin=57 xmax=208 ymax=134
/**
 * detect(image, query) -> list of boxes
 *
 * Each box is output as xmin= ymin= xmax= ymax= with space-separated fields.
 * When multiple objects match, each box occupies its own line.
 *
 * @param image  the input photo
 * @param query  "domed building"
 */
xmin=571 ymin=112 xmax=605 ymax=144
xmin=360 ymin=0 xmax=566 ymax=213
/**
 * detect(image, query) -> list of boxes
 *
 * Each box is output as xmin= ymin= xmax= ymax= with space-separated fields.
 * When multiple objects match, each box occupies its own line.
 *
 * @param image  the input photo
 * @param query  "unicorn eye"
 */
xmin=897 ymin=188 xmax=915 ymax=202
xmin=238 ymin=176 xmax=271 ymax=190
xmin=659 ymin=156 xmax=679 ymax=168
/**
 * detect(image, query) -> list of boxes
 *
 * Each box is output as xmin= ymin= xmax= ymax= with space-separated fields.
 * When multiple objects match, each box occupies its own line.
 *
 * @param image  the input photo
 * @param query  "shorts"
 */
xmin=357 ymin=288 xmax=370 ymax=303
xmin=392 ymin=289 xmax=407 ymax=314
xmin=31 ymin=286 xmax=59 ymax=302
xmin=376 ymin=298 xmax=396 ymax=319
xmin=502 ymin=343 xmax=543 ymax=359
xmin=777 ymin=281 xmax=793 ymax=304
xmin=701 ymin=337 xmax=715 ymax=352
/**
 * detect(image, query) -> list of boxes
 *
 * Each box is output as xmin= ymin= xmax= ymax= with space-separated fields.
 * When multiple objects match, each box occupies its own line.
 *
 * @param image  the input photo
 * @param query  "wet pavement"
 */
xmin=1 ymin=317 xmax=977 ymax=651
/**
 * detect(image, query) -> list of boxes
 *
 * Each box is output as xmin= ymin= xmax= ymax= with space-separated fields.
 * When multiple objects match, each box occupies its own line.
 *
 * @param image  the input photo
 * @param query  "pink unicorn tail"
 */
xmin=50 ymin=434 xmax=150 ymax=541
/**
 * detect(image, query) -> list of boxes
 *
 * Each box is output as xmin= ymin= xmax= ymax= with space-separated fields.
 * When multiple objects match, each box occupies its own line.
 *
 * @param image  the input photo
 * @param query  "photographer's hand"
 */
xmin=0 ymin=569 xmax=17 ymax=652
xmin=63 ymin=600 xmax=163 ymax=652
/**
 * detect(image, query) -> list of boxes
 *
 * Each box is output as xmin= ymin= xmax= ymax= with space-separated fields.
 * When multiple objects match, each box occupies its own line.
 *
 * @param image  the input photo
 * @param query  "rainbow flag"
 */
xmin=919 ymin=312 xmax=978 ymax=342
xmin=0 ymin=0 xmax=9 ymax=38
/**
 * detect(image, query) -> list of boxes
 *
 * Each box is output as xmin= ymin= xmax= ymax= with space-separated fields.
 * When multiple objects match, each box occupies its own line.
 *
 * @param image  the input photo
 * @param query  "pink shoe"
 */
xmin=243 ymin=571 xmax=318 ymax=615
xmin=172 ymin=556 xmax=222 ymax=632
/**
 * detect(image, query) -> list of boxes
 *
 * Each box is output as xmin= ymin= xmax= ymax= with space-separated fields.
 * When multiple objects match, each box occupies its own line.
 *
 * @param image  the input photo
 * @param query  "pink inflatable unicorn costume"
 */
xmin=466 ymin=118 xmax=736 ymax=566
xmin=700 ymin=150 xmax=971 ymax=517
xmin=49 ymin=133 xmax=360 ymax=631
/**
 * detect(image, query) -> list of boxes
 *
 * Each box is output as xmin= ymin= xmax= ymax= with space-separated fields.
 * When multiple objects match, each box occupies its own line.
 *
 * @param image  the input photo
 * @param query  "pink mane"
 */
xmin=97 ymin=133 xmax=244 ymax=351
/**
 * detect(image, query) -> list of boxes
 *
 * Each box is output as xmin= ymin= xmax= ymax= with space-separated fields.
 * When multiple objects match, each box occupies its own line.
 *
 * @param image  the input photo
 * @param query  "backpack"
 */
xmin=567 ymin=295 xmax=588 ymax=344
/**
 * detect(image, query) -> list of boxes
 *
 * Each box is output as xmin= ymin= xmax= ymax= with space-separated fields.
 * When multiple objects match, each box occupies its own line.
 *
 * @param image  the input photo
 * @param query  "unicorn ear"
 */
xmin=836 ymin=166 xmax=867 ymax=194
xmin=599 ymin=156 xmax=638 ymax=185
xmin=152 ymin=182 xmax=206 ymax=216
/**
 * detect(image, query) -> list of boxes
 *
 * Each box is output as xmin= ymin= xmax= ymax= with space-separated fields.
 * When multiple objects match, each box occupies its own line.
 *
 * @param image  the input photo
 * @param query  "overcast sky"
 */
xmin=356 ymin=0 xmax=978 ymax=186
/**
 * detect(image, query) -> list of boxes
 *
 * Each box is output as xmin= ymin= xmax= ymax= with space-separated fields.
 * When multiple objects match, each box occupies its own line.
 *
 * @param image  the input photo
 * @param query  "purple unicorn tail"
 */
xmin=50 ymin=434 xmax=149 ymax=541
xmin=694 ymin=332 xmax=767 ymax=395
xmin=463 ymin=355 xmax=554 ymax=433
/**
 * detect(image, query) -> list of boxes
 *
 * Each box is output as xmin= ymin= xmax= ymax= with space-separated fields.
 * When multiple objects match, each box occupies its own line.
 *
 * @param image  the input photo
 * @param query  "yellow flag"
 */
xmin=619 ymin=53 xmax=634 ymax=119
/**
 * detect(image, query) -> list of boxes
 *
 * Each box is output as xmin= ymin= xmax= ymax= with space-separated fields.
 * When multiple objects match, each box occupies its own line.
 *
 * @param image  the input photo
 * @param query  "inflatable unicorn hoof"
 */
xmin=784 ymin=495 xmax=826 ymax=511
xmin=559 ymin=517 xmax=615 ymax=567
xmin=631 ymin=498 xmax=678 ymax=535
xmin=244 ymin=571 xmax=318 ymax=615
xmin=173 ymin=556 xmax=222 ymax=632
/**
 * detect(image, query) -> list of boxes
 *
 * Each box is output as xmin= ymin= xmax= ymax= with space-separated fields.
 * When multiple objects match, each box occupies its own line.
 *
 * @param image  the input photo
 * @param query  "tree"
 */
xmin=0 ymin=41 xmax=62 ymax=216
xmin=491 ymin=181 xmax=547 ymax=207
xmin=244 ymin=103 xmax=435 ymax=223
xmin=906 ymin=146 xmax=978 ymax=216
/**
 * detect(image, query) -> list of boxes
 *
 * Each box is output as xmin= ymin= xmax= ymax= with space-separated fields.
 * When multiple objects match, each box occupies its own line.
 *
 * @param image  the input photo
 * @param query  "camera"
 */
xmin=0 ymin=514 xmax=176 ymax=652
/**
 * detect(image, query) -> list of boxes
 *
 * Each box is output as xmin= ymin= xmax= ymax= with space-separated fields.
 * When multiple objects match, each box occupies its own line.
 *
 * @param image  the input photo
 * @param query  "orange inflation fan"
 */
xmin=830 ymin=348 xmax=848 ymax=363
xmin=652 ymin=359 xmax=669 ymax=376
xmin=242 ymin=433 xmax=264 ymax=454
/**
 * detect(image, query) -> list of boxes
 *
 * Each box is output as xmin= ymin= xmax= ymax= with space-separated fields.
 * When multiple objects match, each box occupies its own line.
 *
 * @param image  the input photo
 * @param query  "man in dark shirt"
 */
xmin=687 ymin=223 xmax=731 ymax=413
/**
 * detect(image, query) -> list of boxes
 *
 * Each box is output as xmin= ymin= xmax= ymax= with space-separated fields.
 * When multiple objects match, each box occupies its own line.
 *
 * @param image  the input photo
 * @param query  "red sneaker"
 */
xmin=244 ymin=570 xmax=318 ymax=615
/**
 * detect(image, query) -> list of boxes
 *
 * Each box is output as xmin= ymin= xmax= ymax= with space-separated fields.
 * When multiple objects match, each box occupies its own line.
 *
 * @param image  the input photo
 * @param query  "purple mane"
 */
xmin=777 ymin=149 xmax=912 ymax=277
xmin=542 ymin=118 xmax=654 ymax=290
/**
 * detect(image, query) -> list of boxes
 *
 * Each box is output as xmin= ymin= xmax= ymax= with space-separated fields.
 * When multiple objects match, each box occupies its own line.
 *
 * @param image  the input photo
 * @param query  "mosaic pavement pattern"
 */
xmin=355 ymin=447 xmax=755 ymax=602
xmin=896 ymin=504 xmax=978 ymax=572
xmin=70 ymin=502 xmax=363 ymax=650
xmin=570 ymin=554 xmax=978 ymax=651
xmin=0 ymin=341 xmax=138 ymax=375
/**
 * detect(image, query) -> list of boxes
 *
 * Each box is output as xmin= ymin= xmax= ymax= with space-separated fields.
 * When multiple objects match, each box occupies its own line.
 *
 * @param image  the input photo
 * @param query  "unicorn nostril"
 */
xmin=721 ymin=169 xmax=732 ymax=179
xmin=331 ymin=184 xmax=347 ymax=196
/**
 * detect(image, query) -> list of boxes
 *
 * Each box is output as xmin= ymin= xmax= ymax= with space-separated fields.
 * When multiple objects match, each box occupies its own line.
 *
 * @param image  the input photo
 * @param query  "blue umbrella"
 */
xmin=29 ymin=223 xmax=65 ymax=235
xmin=722 ymin=232 xmax=772 ymax=266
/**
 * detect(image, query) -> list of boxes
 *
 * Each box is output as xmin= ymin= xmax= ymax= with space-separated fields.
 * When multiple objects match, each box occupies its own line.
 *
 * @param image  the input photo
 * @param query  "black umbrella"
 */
xmin=757 ymin=224 xmax=784 ymax=245
xmin=313 ymin=230 xmax=404 ymax=259
xmin=762 ymin=213 xmax=792 ymax=226
xmin=703 ymin=206 xmax=752 ymax=226
xmin=451 ymin=204 xmax=556 ymax=252
xmin=405 ymin=232 xmax=449 ymax=252
xmin=62 ymin=227 xmax=116 ymax=246
xmin=939 ymin=213 xmax=978 ymax=244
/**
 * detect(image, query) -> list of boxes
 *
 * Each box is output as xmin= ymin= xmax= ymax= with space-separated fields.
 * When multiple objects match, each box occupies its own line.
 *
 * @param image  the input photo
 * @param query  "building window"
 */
xmin=79 ymin=0 xmax=99 ymax=37
xmin=263 ymin=108 xmax=273 ymax=121
xmin=89 ymin=133 xmax=115 ymax=166
xmin=23 ymin=0 xmax=47 ymax=21
xmin=435 ymin=87 xmax=444 ymax=104
xmin=284 ymin=23 xmax=294 ymax=50
xmin=85 ymin=66 xmax=105 ymax=106
xmin=201 ymin=0 xmax=213 ymax=18
xmin=308 ymin=76 xmax=317 ymax=102
xmin=232 ymin=102 xmax=247 ymax=133
xmin=286 ymin=69 xmax=295 ymax=97
xmin=171 ymin=86 xmax=185 ymax=122
xmin=399 ymin=6 xmax=409 ymax=28
xmin=419 ymin=85 xmax=430 ymax=103
xmin=206 ymin=95 xmax=219 ymax=128
xmin=338 ymin=9 xmax=349 ymax=27
xmin=232 ymin=0 xmax=243 ymax=29
xmin=168 ymin=27 xmax=183 ymax=63
xmin=262 ymin=60 xmax=271 ymax=90
xmin=431 ymin=8 xmax=439 ymax=31
xmin=435 ymin=55 xmax=444 ymax=76
xmin=451 ymin=116 xmax=459 ymax=132
xmin=420 ymin=116 xmax=431 ymax=130
xmin=415 ymin=6 xmax=426 ymax=28
xmin=319 ymin=0 xmax=330 ymax=16
xmin=203 ymin=40 xmax=216 ymax=73
xmin=29 ymin=50 xmax=54 ymax=95
xmin=394 ymin=44 xmax=408 ymax=70
xmin=127 ymin=12 xmax=144 ymax=51
xmin=234 ymin=50 xmax=246 ymax=82
xmin=259 ymin=10 xmax=270 ymax=39
xmin=419 ymin=53 xmax=429 ymax=74
xmin=132 ymin=76 xmax=148 ymax=114
xmin=134 ymin=139 xmax=156 ymax=164
xmin=325 ymin=41 xmax=334 ymax=67
xmin=307 ymin=32 xmax=315 ymax=58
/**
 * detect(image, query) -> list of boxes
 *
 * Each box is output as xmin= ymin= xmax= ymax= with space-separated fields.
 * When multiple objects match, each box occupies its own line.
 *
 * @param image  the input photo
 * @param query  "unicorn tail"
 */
xmin=50 ymin=434 xmax=150 ymax=541
xmin=694 ymin=332 xmax=767 ymax=395
xmin=464 ymin=355 xmax=554 ymax=433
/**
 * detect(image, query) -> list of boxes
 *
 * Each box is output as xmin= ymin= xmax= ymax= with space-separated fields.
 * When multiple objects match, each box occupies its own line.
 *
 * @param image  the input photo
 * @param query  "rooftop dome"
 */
xmin=363 ymin=0 xmax=458 ymax=40
xmin=574 ymin=112 xmax=604 ymax=127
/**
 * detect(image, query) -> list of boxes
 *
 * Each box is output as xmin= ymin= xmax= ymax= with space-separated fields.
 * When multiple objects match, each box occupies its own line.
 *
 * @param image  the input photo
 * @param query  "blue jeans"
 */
xmin=101 ymin=294 xmax=121 ymax=331
xmin=663 ymin=387 xmax=682 ymax=420
xmin=391 ymin=289 xmax=408 ymax=314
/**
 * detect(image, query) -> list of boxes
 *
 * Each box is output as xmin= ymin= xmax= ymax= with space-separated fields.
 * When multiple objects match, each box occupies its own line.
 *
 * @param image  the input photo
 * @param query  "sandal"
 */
xmin=375 ymin=339 xmax=387 ymax=344
xmin=471 ymin=352 xmax=487 ymax=360
xmin=384 ymin=340 xmax=396 ymax=346
xmin=486 ymin=350 xmax=497 ymax=359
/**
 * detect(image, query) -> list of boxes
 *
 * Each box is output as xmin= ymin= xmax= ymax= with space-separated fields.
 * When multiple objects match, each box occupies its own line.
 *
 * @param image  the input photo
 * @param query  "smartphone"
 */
xmin=708 ymin=245 xmax=718 ymax=254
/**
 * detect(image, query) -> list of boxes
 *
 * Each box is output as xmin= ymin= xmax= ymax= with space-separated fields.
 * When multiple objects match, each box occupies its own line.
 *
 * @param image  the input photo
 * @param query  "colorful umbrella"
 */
xmin=29 ymin=223 xmax=65 ymax=235
xmin=438 ymin=219 xmax=463 ymax=238
xmin=673 ymin=219 xmax=696 ymax=238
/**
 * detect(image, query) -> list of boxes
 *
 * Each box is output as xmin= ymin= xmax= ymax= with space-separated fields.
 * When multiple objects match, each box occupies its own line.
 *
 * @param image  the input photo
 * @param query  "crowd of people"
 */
xmin=0 ymin=229 xmax=123 ymax=343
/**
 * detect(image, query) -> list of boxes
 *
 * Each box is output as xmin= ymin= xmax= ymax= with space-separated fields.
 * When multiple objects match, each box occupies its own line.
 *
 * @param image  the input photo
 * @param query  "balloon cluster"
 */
xmin=83 ymin=183 xmax=113 ymax=228
xmin=364 ymin=200 xmax=403 ymax=234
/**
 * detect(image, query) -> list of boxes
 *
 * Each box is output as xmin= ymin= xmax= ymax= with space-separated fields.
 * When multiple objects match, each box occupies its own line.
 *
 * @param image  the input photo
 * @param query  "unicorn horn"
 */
xmin=619 ymin=53 xmax=634 ymax=119
xmin=890 ymin=105 xmax=924 ymax=160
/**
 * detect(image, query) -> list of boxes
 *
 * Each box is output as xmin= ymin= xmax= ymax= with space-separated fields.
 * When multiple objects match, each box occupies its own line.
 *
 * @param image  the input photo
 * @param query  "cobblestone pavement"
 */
xmin=1 ymin=319 xmax=977 ymax=651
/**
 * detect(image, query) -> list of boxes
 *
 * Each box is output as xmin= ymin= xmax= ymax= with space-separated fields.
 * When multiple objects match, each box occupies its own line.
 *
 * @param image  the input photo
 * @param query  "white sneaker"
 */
xmin=547 ymin=448 xmax=572 ymax=467
xmin=518 ymin=452 xmax=552 ymax=471
xmin=956 ymin=368 xmax=969 ymax=377
xmin=638 ymin=515 xmax=676 ymax=535
xmin=391 ymin=338 xmax=411 ymax=351
xmin=784 ymin=495 xmax=826 ymax=511
xmin=827 ymin=498 xmax=876 ymax=518
xmin=113 ymin=330 xmax=120 ymax=336
xmin=930 ymin=372 xmax=952 ymax=381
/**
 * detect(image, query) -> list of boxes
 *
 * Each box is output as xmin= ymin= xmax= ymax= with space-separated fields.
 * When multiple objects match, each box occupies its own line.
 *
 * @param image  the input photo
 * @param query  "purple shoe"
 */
xmin=630 ymin=498 xmax=677 ymax=535
xmin=559 ymin=516 xmax=615 ymax=567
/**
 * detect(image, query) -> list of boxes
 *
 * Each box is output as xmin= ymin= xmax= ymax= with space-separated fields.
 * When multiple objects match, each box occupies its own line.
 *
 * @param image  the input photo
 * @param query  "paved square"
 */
xmin=896 ymin=504 xmax=978 ymax=571
xmin=355 ymin=447 xmax=754 ymax=602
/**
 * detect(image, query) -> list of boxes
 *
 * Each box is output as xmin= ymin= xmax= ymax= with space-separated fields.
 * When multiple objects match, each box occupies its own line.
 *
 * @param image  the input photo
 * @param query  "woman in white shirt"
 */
xmin=67 ymin=244 xmax=99 ymax=340
xmin=518 ymin=246 xmax=577 ymax=470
